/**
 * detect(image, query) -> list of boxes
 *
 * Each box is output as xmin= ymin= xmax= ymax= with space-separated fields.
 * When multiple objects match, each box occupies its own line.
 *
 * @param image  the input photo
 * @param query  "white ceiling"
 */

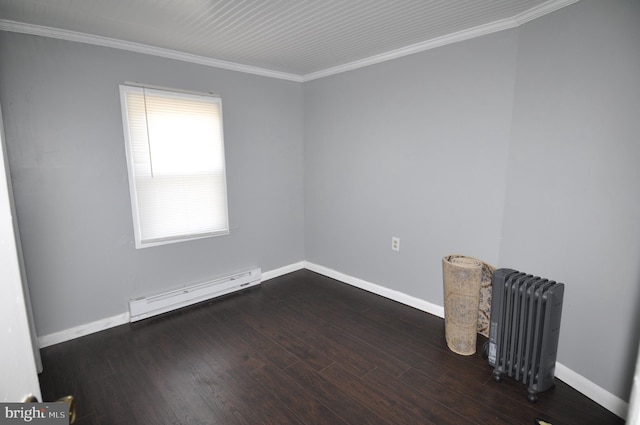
xmin=0 ymin=0 xmax=578 ymax=81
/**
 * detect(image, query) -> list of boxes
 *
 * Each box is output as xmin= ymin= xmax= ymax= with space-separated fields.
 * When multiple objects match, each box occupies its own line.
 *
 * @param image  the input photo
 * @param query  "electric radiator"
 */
xmin=487 ymin=268 xmax=565 ymax=402
xmin=129 ymin=267 xmax=261 ymax=322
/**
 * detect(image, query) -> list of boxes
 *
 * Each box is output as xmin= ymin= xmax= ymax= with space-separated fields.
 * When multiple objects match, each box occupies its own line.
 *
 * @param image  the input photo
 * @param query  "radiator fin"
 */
xmin=487 ymin=268 xmax=564 ymax=402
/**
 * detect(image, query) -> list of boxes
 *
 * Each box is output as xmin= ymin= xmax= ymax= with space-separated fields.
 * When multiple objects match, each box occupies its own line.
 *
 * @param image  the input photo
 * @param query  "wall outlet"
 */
xmin=392 ymin=237 xmax=400 ymax=251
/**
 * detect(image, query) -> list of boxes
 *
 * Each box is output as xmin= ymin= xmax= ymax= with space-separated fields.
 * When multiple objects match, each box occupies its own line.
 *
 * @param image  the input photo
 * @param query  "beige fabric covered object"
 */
xmin=442 ymin=254 xmax=494 ymax=355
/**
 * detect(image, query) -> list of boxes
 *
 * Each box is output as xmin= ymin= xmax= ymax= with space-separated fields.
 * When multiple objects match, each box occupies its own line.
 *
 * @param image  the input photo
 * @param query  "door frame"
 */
xmin=0 ymin=101 xmax=42 ymax=402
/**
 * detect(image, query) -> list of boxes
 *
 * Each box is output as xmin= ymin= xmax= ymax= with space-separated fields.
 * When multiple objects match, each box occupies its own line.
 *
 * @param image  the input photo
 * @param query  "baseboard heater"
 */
xmin=487 ymin=268 xmax=565 ymax=402
xmin=129 ymin=267 xmax=261 ymax=322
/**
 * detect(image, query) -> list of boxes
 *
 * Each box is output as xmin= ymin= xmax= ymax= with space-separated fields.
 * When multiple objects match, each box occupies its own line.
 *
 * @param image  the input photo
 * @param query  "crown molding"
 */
xmin=514 ymin=0 xmax=581 ymax=25
xmin=302 ymin=0 xmax=580 ymax=81
xmin=0 ymin=0 xmax=579 ymax=83
xmin=0 ymin=19 xmax=304 ymax=83
xmin=301 ymin=16 xmax=518 ymax=82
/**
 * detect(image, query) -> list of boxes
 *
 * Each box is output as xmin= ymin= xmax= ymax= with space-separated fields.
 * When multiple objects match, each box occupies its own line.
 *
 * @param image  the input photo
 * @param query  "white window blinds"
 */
xmin=120 ymin=85 xmax=229 ymax=248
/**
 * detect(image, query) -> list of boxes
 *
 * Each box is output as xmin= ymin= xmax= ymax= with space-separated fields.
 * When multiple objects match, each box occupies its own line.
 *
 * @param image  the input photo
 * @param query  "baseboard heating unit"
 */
xmin=487 ymin=268 xmax=565 ymax=402
xmin=129 ymin=267 xmax=261 ymax=322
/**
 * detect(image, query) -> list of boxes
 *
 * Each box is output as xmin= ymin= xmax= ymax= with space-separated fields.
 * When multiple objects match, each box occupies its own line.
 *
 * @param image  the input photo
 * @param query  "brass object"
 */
xmin=56 ymin=395 xmax=77 ymax=424
xmin=23 ymin=394 xmax=76 ymax=424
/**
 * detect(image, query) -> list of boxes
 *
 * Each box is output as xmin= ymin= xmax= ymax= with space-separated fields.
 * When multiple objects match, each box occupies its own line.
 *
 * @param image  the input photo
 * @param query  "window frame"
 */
xmin=119 ymin=83 xmax=229 ymax=249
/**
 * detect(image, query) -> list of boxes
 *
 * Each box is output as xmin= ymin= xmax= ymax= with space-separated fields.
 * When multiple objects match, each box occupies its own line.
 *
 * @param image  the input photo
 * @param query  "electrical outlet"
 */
xmin=392 ymin=237 xmax=400 ymax=251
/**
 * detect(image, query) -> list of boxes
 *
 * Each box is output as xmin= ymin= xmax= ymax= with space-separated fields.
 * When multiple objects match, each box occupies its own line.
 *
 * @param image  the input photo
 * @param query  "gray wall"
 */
xmin=500 ymin=0 xmax=640 ymax=400
xmin=0 ymin=33 xmax=305 ymax=336
xmin=304 ymin=30 xmax=518 ymax=302
xmin=304 ymin=0 xmax=640 ymax=401
xmin=1 ymin=0 xmax=638 ymax=405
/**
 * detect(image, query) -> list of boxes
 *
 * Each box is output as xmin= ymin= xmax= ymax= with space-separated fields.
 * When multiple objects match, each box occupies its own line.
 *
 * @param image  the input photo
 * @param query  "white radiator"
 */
xmin=129 ymin=267 xmax=261 ymax=322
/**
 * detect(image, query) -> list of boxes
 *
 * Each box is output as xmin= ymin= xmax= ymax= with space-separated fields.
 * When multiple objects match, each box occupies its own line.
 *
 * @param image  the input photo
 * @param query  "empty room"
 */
xmin=1 ymin=0 xmax=639 ymax=424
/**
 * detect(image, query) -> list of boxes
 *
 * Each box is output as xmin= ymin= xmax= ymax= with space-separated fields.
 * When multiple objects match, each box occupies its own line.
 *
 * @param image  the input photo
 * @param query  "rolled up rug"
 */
xmin=442 ymin=254 xmax=494 ymax=355
xmin=477 ymin=260 xmax=495 ymax=338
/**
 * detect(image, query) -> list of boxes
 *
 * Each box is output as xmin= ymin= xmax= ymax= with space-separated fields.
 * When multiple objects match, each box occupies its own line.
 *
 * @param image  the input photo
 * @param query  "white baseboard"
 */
xmin=37 ymin=262 xmax=306 ymax=348
xmin=304 ymin=261 xmax=445 ymax=318
xmin=554 ymin=363 xmax=628 ymax=419
xmin=304 ymin=261 xmax=628 ymax=420
xmin=261 ymin=261 xmax=305 ymax=282
xmin=38 ymin=312 xmax=129 ymax=348
xmin=36 ymin=260 xmax=629 ymax=419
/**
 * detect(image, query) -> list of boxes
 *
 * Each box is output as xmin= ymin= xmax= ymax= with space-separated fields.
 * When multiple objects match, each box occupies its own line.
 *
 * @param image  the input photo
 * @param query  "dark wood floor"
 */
xmin=39 ymin=270 xmax=623 ymax=425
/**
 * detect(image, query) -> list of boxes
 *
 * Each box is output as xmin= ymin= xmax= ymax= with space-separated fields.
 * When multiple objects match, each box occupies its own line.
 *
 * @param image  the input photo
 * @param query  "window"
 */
xmin=119 ymin=84 xmax=229 ymax=248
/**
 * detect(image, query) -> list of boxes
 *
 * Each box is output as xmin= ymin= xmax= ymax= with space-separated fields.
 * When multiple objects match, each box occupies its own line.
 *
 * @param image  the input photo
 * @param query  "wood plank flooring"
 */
xmin=38 ymin=270 xmax=624 ymax=425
